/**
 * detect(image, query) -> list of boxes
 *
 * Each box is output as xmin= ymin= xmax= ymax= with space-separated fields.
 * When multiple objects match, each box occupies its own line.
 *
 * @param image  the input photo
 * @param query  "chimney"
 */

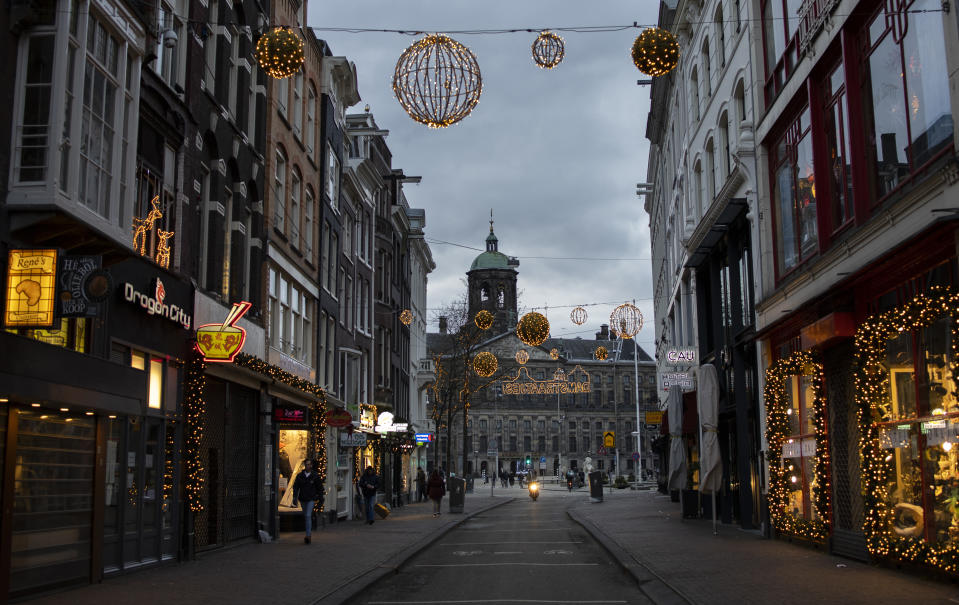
xmin=439 ymin=316 xmax=448 ymax=334
xmin=596 ymin=324 xmax=609 ymax=340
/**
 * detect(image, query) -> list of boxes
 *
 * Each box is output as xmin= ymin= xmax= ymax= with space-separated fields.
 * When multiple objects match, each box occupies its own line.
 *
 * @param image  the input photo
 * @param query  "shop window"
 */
xmin=860 ymin=0 xmax=953 ymax=202
xmin=8 ymin=317 xmax=89 ymax=353
xmin=781 ymin=373 xmax=819 ymax=521
xmin=771 ymin=107 xmax=818 ymax=278
xmin=277 ymin=427 xmax=308 ymax=511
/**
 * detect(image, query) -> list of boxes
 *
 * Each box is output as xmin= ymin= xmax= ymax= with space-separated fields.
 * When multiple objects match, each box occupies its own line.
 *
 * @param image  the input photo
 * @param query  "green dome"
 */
xmin=470 ymin=250 xmax=510 ymax=271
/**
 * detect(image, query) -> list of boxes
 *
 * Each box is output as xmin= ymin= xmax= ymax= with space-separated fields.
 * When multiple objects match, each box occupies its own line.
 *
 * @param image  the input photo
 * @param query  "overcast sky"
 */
xmin=309 ymin=2 xmax=659 ymax=352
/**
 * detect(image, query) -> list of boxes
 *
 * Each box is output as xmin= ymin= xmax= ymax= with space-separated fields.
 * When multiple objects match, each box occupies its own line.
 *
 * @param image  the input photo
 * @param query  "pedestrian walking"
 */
xmin=291 ymin=459 xmax=323 ymax=544
xmin=427 ymin=468 xmax=446 ymax=517
xmin=415 ymin=467 xmax=427 ymax=502
xmin=359 ymin=466 xmax=379 ymax=525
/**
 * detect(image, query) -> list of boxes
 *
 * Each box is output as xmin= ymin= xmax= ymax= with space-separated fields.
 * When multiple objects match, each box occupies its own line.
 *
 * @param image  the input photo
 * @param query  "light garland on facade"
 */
xmin=763 ymin=351 xmax=831 ymax=542
xmin=856 ymin=288 xmax=959 ymax=574
xmin=570 ymin=306 xmax=588 ymax=326
xmin=392 ymin=34 xmax=483 ymax=128
xmin=532 ymin=30 xmax=565 ymax=69
xmin=473 ymin=351 xmax=498 ymax=377
xmin=475 ymin=309 xmax=494 ymax=330
xmin=233 ymin=353 xmax=328 ymax=482
xmin=183 ymin=354 xmax=206 ymax=512
xmin=255 ymin=27 xmax=305 ymax=79
xmin=610 ymin=303 xmax=643 ymax=339
xmin=515 ymin=349 xmax=530 ymax=365
xmin=631 ymin=28 xmax=680 ymax=77
xmin=400 ymin=309 xmax=413 ymax=326
xmin=517 ymin=311 xmax=550 ymax=347
xmin=595 ymin=346 xmax=609 ymax=361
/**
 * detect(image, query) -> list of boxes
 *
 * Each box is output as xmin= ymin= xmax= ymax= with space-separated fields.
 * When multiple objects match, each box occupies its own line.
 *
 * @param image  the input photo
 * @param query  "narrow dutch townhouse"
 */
xmin=751 ymin=0 xmax=959 ymax=574
xmin=646 ymin=0 xmax=764 ymax=530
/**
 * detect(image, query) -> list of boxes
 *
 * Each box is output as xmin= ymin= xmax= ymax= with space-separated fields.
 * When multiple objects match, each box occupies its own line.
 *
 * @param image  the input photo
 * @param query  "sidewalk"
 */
xmin=568 ymin=489 xmax=959 ymax=605
xmin=25 ymin=494 xmax=512 ymax=605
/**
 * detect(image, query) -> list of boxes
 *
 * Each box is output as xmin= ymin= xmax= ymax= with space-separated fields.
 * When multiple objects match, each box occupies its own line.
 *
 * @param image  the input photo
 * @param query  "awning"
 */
xmin=660 ymin=390 xmax=700 ymax=436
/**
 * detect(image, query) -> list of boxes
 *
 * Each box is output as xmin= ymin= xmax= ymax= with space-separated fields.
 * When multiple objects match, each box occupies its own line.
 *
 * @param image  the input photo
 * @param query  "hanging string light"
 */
xmin=631 ymin=27 xmax=680 ymax=77
xmin=550 ymin=348 xmax=560 ymax=360
xmin=473 ymin=351 xmax=498 ymax=377
xmin=570 ymin=306 xmax=588 ymax=326
xmin=400 ymin=309 xmax=413 ymax=326
xmin=392 ymin=34 xmax=483 ymax=128
xmin=517 ymin=311 xmax=550 ymax=347
xmin=256 ymin=27 xmax=305 ymax=79
xmin=610 ymin=303 xmax=644 ymax=339
xmin=595 ymin=346 xmax=609 ymax=361
xmin=515 ymin=349 xmax=530 ymax=365
xmin=532 ymin=30 xmax=565 ymax=69
xmin=475 ymin=309 xmax=494 ymax=330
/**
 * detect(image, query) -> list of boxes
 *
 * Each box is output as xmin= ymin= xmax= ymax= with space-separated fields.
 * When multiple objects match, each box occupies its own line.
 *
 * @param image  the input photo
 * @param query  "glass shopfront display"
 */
xmin=878 ymin=316 xmax=959 ymax=543
xmin=9 ymin=409 xmax=95 ymax=596
xmin=277 ymin=427 xmax=308 ymax=512
xmin=103 ymin=416 xmax=177 ymax=574
xmin=782 ymin=374 xmax=819 ymax=522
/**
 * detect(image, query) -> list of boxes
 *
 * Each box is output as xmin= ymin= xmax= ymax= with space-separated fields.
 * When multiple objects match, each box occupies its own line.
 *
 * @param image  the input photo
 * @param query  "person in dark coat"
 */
xmin=427 ymin=469 xmax=446 ymax=517
xmin=292 ymin=459 xmax=324 ymax=544
xmin=415 ymin=467 xmax=427 ymax=502
xmin=359 ymin=466 xmax=379 ymax=525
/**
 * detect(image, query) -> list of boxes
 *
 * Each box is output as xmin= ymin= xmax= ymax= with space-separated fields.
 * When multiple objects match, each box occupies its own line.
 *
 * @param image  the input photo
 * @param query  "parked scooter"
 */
xmin=528 ymin=481 xmax=539 ymax=501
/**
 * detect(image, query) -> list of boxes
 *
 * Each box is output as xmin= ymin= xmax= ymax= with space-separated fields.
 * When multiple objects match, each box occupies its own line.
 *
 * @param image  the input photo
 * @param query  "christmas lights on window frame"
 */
xmin=855 ymin=288 xmax=959 ymax=575
xmin=763 ymin=350 xmax=831 ymax=543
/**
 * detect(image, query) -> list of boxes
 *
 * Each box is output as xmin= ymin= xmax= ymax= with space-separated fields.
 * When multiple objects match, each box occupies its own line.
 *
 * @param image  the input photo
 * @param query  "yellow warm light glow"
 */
xmin=5 ymin=249 xmax=58 ymax=328
xmin=944 ymin=441 xmax=954 ymax=452
xmin=149 ymin=358 xmax=164 ymax=409
xmin=256 ymin=27 xmax=305 ymax=79
xmin=30 ymin=403 xmax=40 ymax=407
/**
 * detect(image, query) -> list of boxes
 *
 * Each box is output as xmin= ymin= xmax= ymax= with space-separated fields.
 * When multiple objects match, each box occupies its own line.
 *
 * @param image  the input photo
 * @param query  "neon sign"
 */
xmin=195 ymin=301 xmax=251 ymax=362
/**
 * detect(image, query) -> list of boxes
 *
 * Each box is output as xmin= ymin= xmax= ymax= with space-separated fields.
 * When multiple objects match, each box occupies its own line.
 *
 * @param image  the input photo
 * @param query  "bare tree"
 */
xmin=428 ymin=296 xmax=510 ymax=474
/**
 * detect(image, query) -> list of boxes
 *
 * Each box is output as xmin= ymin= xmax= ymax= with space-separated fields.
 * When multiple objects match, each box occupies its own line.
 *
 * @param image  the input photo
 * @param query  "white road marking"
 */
xmin=543 ymin=550 xmax=573 ymax=555
xmin=493 ymin=551 xmax=522 ymax=554
xmin=451 ymin=551 xmax=484 ymax=556
xmin=442 ymin=541 xmax=583 ymax=545
xmin=416 ymin=563 xmax=599 ymax=567
xmin=367 ymin=601 xmax=626 ymax=604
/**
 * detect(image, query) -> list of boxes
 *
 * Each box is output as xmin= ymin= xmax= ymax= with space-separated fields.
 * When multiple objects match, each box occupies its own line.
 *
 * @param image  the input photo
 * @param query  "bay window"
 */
xmin=771 ymin=107 xmax=817 ymax=277
xmin=860 ymin=0 xmax=953 ymax=202
xmin=13 ymin=0 xmax=141 ymax=232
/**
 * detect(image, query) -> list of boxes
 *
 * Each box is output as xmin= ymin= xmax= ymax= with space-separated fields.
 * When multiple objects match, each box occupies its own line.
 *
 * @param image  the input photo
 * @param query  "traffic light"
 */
xmin=525 ymin=456 xmax=531 ymax=466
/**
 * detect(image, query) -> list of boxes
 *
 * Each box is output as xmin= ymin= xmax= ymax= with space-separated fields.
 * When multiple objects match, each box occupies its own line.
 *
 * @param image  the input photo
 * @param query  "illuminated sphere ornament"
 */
xmin=474 ymin=309 xmax=494 ymax=330
xmin=517 ymin=311 xmax=550 ymax=347
xmin=256 ymin=27 xmax=305 ymax=79
xmin=631 ymin=28 xmax=680 ymax=77
xmin=595 ymin=346 xmax=609 ymax=361
xmin=609 ymin=303 xmax=644 ymax=339
xmin=550 ymin=348 xmax=559 ymax=360
xmin=570 ymin=306 xmax=588 ymax=326
xmin=515 ymin=349 xmax=530 ymax=365
xmin=473 ymin=351 xmax=498 ymax=377
xmin=532 ymin=31 xmax=565 ymax=69
xmin=392 ymin=34 xmax=483 ymax=129
xmin=399 ymin=309 xmax=413 ymax=326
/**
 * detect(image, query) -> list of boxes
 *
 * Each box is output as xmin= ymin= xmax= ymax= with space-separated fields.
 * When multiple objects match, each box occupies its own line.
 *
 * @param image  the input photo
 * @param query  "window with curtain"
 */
xmin=771 ymin=107 xmax=817 ymax=277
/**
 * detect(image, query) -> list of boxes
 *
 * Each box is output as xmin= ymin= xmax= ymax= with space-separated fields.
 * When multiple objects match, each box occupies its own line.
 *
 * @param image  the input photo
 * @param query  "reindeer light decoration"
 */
xmin=132 ymin=195 xmax=174 ymax=268
xmin=133 ymin=196 xmax=163 ymax=256
xmin=155 ymin=230 xmax=174 ymax=269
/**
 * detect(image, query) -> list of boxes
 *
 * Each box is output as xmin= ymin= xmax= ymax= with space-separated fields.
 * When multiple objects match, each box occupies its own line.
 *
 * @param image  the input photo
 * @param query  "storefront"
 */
xmin=275 ymin=398 xmax=311 ymax=531
xmin=761 ymin=223 xmax=959 ymax=570
xmin=0 ymin=255 xmax=191 ymax=598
